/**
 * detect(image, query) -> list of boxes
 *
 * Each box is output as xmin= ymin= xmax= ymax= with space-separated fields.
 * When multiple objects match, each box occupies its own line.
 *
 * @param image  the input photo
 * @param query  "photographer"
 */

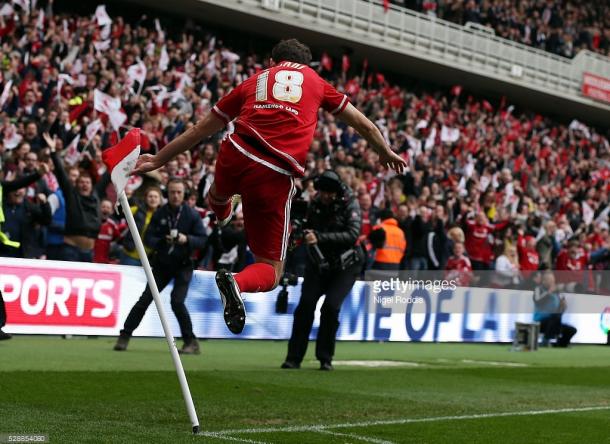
xmin=533 ymin=271 xmax=577 ymax=347
xmin=114 ymin=179 xmax=206 ymax=354
xmin=282 ymin=170 xmax=363 ymax=371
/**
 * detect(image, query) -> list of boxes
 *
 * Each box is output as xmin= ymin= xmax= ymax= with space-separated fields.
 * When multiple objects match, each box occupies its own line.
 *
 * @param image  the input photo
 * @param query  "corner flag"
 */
xmin=102 ymin=129 xmax=200 ymax=434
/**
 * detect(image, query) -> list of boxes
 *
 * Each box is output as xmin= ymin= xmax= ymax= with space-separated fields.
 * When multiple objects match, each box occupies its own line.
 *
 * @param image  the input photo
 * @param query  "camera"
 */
xmin=275 ymin=273 xmax=298 ymax=314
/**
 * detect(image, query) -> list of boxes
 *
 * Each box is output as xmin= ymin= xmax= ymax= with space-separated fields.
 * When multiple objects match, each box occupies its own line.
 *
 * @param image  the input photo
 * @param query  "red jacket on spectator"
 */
xmin=445 ymin=255 xmax=473 ymax=287
xmin=555 ymin=246 xmax=589 ymax=285
xmin=517 ymin=234 xmax=539 ymax=276
xmin=94 ymin=218 xmax=126 ymax=264
xmin=464 ymin=219 xmax=508 ymax=264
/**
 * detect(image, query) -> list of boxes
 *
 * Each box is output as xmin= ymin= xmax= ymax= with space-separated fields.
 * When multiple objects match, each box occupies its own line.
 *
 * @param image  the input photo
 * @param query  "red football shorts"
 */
xmin=213 ymin=136 xmax=296 ymax=261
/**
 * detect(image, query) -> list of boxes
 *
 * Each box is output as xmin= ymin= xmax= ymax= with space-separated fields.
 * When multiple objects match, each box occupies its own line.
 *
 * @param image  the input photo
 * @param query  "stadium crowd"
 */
xmin=398 ymin=0 xmax=610 ymax=58
xmin=0 ymin=5 xmax=609 ymax=291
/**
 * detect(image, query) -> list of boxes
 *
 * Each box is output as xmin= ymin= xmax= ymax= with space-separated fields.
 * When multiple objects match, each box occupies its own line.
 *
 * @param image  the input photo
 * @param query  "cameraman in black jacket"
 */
xmin=114 ymin=179 xmax=206 ymax=354
xmin=282 ymin=170 xmax=363 ymax=371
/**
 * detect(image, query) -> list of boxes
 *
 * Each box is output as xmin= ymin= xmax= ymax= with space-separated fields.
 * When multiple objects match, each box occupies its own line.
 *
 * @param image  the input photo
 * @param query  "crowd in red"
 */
xmin=0 ymin=5 xmax=609 ymax=289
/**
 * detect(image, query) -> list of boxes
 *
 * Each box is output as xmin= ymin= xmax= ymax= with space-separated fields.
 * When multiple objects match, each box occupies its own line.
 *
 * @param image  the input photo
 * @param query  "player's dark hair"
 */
xmin=271 ymin=39 xmax=312 ymax=65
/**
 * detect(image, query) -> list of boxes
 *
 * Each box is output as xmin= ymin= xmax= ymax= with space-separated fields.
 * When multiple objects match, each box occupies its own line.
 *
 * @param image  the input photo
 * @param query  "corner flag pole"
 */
xmin=118 ymin=191 xmax=200 ymax=434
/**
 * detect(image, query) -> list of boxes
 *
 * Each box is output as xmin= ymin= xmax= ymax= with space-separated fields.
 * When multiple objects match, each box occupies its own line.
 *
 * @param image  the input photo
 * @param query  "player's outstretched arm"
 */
xmin=133 ymin=112 xmax=225 ymax=174
xmin=337 ymin=103 xmax=406 ymax=174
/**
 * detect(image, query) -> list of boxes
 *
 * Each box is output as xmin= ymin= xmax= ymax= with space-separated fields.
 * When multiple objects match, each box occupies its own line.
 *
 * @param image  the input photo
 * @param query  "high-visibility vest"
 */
xmin=0 ymin=184 xmax=21 ymax=248
xmin=373 ymin=218 xmax=406 ymax=264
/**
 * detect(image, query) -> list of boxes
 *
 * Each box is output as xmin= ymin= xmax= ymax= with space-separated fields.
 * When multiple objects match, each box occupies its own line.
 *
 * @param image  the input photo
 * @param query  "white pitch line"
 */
xmin=207 ymin=405 xmax=610 ymax=435
xmin=315 ymin=429 xmax=395 ymax=444
xmin=199 ymin=432 xmax=270 ymax=444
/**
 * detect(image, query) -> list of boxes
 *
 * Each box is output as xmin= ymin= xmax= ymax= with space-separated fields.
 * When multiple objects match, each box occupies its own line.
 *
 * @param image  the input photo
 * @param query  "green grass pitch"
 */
xmin=1 ymin=337 xmax=609 ymax=443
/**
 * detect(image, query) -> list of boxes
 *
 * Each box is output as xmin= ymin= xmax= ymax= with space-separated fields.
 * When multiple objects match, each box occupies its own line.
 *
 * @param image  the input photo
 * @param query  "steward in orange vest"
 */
xmin=368 ymin=209 xmax=407 ymax=270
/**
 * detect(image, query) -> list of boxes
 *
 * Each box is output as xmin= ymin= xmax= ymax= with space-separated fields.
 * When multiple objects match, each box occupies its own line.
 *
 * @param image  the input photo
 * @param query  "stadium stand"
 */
xmin=0 ymin=4 xmax=608 ymax=283
xmin=398 ymin=0 xmax=610 ymax=58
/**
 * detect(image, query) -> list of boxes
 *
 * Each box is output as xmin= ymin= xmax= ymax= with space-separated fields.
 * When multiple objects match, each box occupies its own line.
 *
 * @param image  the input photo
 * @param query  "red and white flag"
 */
xmin=441 ymin=125 xmax=460 ymax=143
xmin=0 ymin=3 xmax=14 ymax=16
xmin=107 ymin=109 xmax=127 ymax=131
xmin=221 ymin=50 xmax=239 ymax=63
xmin=0 ymin=80 xmax=13 ymax=108
xmin=127 ymin=60 xmax=147 ymax=94
xmin=56 ymin=73 xmax=74 ymax=102
xmin=154 ymin=18 xmax=164 ymax=42
xmin=582 ymin=201 xmax=594 ymax=226
xmin=62 ymin=19 xmax=69 ymax=39
xmin=175 ymin=72 xmax=192 ymax=91
xmin=12 ymin=0 xmax=29 ymax=13
xmin=95 ymin=5 xmax=112 ymax=26
xmin=342 ymin=54 xmax=350 ymax=73
xmin=94 ymin=39 xmax=111 ymax=53
xmin=3 ymin=124 xmax=22 ymax=150
xmin=159 ymin=45 xmax=169 ymax=71
xmin=94 ymin=89 xmax=126 ymax=131
xmin=147 ymin=85 xmax=169 ymax=107
xmin=102 ymin=128 xmax=141 ymax=197
xmin=36 ymin=8 xmax=44 ymax=30
xmin=71 ymin=59 xmax=83 ymax=75
xmin=100 ymin=23 xmax=111 ymax=40
xmin=86 ymin=119 xmax=103 ymax=140
xmin=321 ymin=52 xmax=332 ymax=71
xmin=63 ymin=135 xmax=81 ymax=166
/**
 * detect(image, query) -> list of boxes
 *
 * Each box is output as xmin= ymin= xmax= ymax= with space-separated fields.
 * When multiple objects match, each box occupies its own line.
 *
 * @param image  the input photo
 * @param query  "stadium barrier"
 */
xmin=1 ymin=257 xmax=609 ymax=343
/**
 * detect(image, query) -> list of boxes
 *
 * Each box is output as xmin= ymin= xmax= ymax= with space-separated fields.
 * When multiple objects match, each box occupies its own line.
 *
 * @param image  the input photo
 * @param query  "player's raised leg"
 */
xmin=216 ymin=157 xmax=296 ymax=334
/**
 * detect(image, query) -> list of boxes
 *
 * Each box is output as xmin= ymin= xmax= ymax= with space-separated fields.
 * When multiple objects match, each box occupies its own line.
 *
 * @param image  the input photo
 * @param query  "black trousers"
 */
xmin=286 ymin=262 xmax=360 ymax=364
xmin=540 ymin=314 xmax=577 ymax=347
xmin=121 ymin=264 xmax=195 ymax=341
xmin=0 ymin=290 xmax=6 ymax=328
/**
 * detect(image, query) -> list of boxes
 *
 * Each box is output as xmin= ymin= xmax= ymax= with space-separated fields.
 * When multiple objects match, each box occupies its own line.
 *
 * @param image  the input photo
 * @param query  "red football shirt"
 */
xmin=211 ymin=61 xmax=349 ymax=176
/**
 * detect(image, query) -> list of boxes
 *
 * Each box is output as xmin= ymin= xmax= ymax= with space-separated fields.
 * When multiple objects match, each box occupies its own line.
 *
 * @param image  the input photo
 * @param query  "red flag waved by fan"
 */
xmin=321 ymin=52 xmax=333 ymax=71
xmin=342 ymin=54 xmax=350 ymax=73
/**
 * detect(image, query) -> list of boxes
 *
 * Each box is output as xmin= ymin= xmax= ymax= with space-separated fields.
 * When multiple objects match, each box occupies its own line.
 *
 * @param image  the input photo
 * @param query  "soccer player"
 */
xmin=134 ymin=39 xmax=407 ymax=334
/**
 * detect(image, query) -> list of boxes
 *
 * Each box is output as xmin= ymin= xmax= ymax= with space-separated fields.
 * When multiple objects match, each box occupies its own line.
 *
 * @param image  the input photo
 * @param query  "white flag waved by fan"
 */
xmin=36 ymin=8 xmax=44 ymax=30
xmin=582 ymin=201 xmax=594 ymax=226
xmin=100 ymin=23 xmax=111 ymax=40
xmin=127 ymin=60 xmax=147 ymax=95
xmin=94 ymin=39 xmax=111 ymax=53
xmin=0 ymin=3 xmax=14 ymax=16
xmin=86 ymin=119 xmax=103 ymax=140
xmin=102 ymin=128 xmax=140 ymax=197
xmin=12 ymin=0 xmax=29 ymax=13
xmin=154 ymin=18 xmax=164 ymax=42
xmin=64 ymin=135 xmax=81 ymax=166
xmin=441 ymin=125 xmax=460 ymax=143
xmin=94 ymin=89 xmax=120 ymax=114
xmin=0 ymin=80 xmax=13 ymax=108
xmin=3 ymin=124 xmax=22 ymax=150
xmin=94 ymin=89 xmax=126 ymax=131
xmin=95 ymin=4 xmax=112 ymax=26
xmin=56 ymin=73 xmax=74 ymax=102
xmin=159 ymin=45 xmax=169 ymax=71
